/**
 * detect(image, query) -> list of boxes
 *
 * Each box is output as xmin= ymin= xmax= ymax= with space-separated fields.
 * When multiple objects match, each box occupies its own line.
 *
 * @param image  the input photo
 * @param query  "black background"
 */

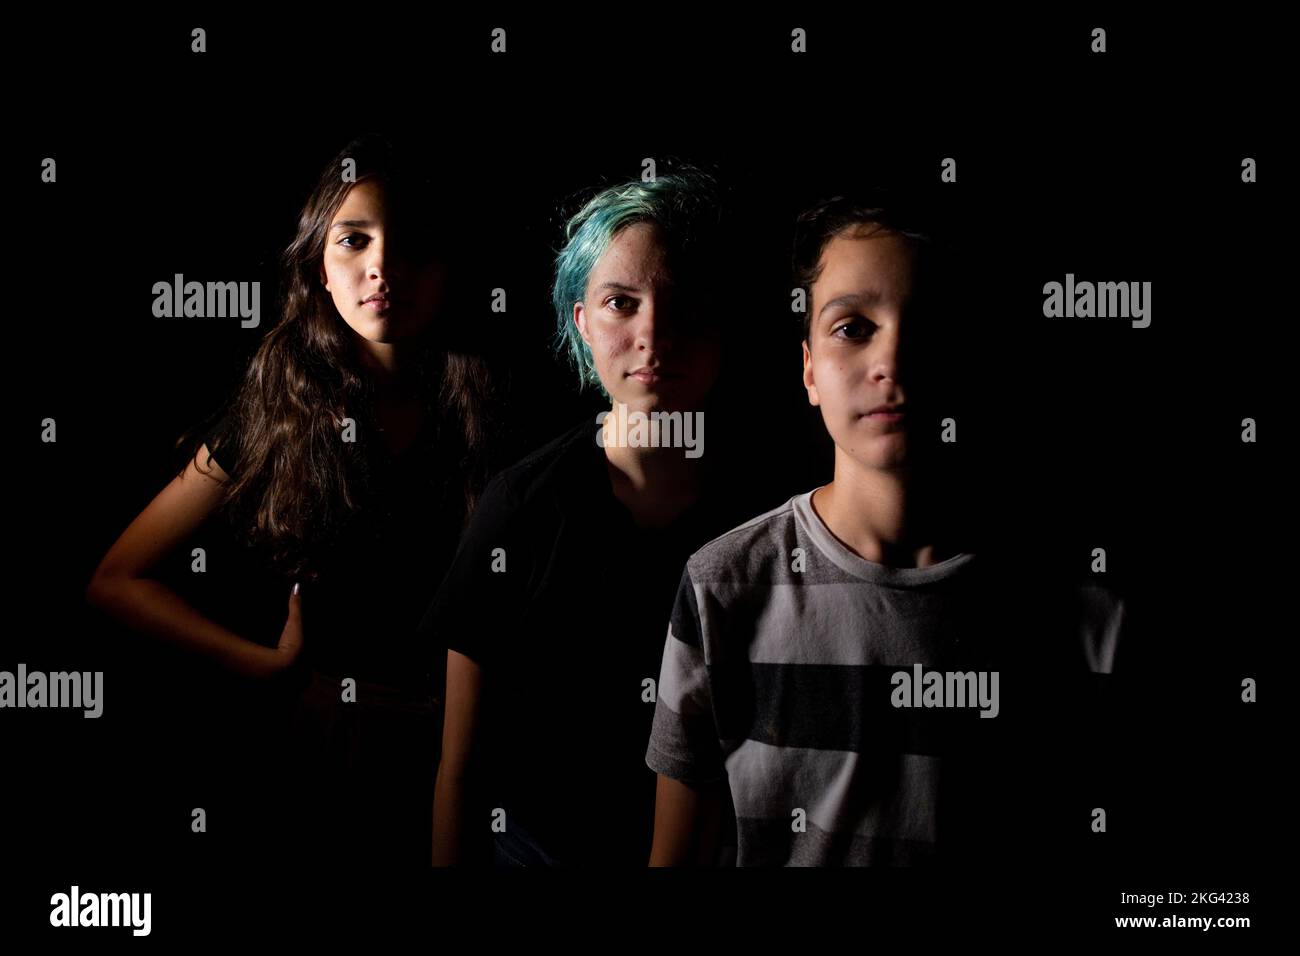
xmin=5 ymin=10 xmax=1282 ymax=941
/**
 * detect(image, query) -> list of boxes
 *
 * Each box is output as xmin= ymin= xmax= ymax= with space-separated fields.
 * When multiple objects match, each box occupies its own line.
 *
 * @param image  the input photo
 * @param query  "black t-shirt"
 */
xmin=204 ymin=405 xmax=468 ymax=691
xmin=418 ymin=419 xmax=758 ymax=866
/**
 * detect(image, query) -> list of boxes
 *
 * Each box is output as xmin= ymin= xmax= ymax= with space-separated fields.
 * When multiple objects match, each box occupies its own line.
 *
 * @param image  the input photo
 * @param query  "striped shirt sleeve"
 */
xmin=645 ymin=564 xmax=727 ymax=786
xmin=1076 ymin=582 xmax=1125 ymax=674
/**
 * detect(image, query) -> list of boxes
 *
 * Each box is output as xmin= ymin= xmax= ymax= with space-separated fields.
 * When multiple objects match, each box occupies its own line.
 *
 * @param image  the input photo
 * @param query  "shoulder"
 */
xmin=684 ymin=494 xmax=802 ymax=587
xmin=1015 ymin=574 xmax=1125 ymax=675
xmin=1069 ymin=580 xmax=1126 ymax=674
xmin=197 ymin=404 xmax=243 ymax=478
xmin=465 ymin=420 xmax=595 ymax=530
xmin=977 ymin=550 xmax=1126 ymax=674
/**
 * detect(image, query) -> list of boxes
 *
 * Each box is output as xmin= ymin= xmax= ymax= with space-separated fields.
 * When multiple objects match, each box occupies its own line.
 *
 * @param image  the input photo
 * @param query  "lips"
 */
xmin=865 ymin=403 xmax=907 ymax=426
xmin=628 ymin=367 xmax=679 ymax=384
xmin=363 ymin=294 xmax=397 ymax=312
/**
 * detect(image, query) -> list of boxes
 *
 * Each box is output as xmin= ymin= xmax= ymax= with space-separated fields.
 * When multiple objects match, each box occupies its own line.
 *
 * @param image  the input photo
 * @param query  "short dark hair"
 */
xmin=792 ymin=193 xmax=936 ymax=342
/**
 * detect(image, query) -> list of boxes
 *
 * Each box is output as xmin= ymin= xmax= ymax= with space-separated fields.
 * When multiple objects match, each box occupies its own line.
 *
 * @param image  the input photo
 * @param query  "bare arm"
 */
xmin=432 ymin=648 xmax=491 ymax=866
xmin=649 ymin=773 xmax=728 ymax=866
xmin=85 ymin=444 xmax=298 ymax=679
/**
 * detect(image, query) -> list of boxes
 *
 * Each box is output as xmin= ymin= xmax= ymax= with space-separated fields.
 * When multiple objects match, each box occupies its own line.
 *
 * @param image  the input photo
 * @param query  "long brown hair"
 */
xmin=176 ymin=134 xmax=499 ymax=583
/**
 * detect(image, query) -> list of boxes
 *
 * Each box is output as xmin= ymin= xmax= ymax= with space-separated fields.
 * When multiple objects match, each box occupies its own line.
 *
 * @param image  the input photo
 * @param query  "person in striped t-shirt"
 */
xmin=645 ymin=195 xmax=1126 ymax=866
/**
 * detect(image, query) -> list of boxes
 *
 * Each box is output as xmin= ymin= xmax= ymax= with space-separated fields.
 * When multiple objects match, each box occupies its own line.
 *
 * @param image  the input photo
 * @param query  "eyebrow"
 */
xmin=817 ymin=290 xmax=883 ymax=321
xmin=594 ymin=281 xmax=643 ymax=294
xmin=330 ymin=219 xmax=376 ymax=230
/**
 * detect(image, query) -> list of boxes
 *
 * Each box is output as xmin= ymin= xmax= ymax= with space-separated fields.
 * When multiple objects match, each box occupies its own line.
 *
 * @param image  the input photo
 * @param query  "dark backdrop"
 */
xmin=7 ymin=9 xmax=1280 ymax=938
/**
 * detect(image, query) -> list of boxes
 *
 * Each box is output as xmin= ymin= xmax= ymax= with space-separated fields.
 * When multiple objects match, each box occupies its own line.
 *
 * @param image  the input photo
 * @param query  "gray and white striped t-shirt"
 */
xmin=646 ymin=490 xmax=1125 ymax=866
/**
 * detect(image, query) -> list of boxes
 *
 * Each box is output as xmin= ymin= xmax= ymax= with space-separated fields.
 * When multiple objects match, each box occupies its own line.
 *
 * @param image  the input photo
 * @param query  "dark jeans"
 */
xmin=273 ymin=669 xmax=440 ymax=867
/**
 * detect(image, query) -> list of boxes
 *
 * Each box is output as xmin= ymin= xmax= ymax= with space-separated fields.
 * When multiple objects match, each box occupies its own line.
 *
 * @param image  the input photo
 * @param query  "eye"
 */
xmin=831 ymin=317 xmax=874 ymax=340
xmin=607 ymin=294 xmax=636 ymax=312
xmin=338 ymin=233 xmax=370 ymax=249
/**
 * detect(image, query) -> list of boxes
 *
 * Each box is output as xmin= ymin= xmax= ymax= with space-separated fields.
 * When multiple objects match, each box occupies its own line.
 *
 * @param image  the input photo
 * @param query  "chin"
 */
xmin=634 ymin=393 xmax=695 ymax=417
xmin=365 ymin=318 xmax=402 ymax=342
xmin=609 ymin=393 xmax=655 ymax=416
xmin=838 ymin=435 xmax=910 ymax=466
xmin=849 ymin=455 xmax=910 ymax=475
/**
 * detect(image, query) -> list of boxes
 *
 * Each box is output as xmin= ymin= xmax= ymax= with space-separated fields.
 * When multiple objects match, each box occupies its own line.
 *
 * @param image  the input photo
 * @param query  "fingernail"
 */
xmin=292 ymin=581 xmax=301 ymax=595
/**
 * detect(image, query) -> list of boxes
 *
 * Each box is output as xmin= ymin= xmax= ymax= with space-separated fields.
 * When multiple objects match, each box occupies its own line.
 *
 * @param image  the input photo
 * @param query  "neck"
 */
xmin=354 ymin=334 xmax=421 ymax=400
xmin=816 ymin=449 xmax=955 ymax=569
xmin=600 ymin=403 xmax=702 ymax=494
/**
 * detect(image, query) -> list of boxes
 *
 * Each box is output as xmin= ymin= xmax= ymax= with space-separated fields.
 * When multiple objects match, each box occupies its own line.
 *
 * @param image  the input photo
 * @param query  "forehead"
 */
xmin=587 ymin=221 xmax=670 ymax=288
xmin=813 ymin=227 xmax=918 ymax=301
xmin=332 ymin=180 xmax=388 ymax=222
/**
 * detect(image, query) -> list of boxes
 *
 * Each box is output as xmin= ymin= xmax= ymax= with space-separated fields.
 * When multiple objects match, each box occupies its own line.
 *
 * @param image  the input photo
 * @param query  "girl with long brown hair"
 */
xmin=86 ymin=133 xmax=501 ymax=866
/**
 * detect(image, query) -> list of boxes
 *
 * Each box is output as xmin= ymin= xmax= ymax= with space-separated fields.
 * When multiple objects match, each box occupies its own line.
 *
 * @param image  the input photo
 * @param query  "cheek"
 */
xmin=596 ymin=326 xmax=634 ymax=363
xmin=691 ymin=332 xmax=722 ymax=367
xmin=414 ymin=270 xmax=445 ymax=316
xmin=819 ymin=362 xmax=861 ymax=415
xmin=322 ymin=257 xmax=355 ymax=296
xmin=688 ymin=340 xmax=722 ymax=386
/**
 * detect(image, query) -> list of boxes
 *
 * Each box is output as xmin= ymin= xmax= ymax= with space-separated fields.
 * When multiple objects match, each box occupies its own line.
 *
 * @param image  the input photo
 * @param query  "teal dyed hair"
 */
xmin=551 ymin=170 xmax=722 ymax=394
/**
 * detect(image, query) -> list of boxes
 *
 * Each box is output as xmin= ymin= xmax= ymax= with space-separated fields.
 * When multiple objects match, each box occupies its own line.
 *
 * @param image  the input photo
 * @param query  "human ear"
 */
xmin=802 ymin=339 xmax=820 ymax=406
xmin=573 ymin=302 xmax=592 ymax=347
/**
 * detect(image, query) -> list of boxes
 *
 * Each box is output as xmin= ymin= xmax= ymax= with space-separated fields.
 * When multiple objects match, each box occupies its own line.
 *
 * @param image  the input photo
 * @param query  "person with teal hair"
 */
xmin=422 ymin=168 xmax=754 ymax=866
xmin=551 ymin=172 xmax=723 ymax=398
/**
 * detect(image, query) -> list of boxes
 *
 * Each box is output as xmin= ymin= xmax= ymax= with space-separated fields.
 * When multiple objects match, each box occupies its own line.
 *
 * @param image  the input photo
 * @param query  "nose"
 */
xmin=870 ymin=320 xmax=908 ymax=388
xmin=633 ymin=299 xmax=677 ymax=356
xmin=366 ymin=236 xmax=410 ymax=285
